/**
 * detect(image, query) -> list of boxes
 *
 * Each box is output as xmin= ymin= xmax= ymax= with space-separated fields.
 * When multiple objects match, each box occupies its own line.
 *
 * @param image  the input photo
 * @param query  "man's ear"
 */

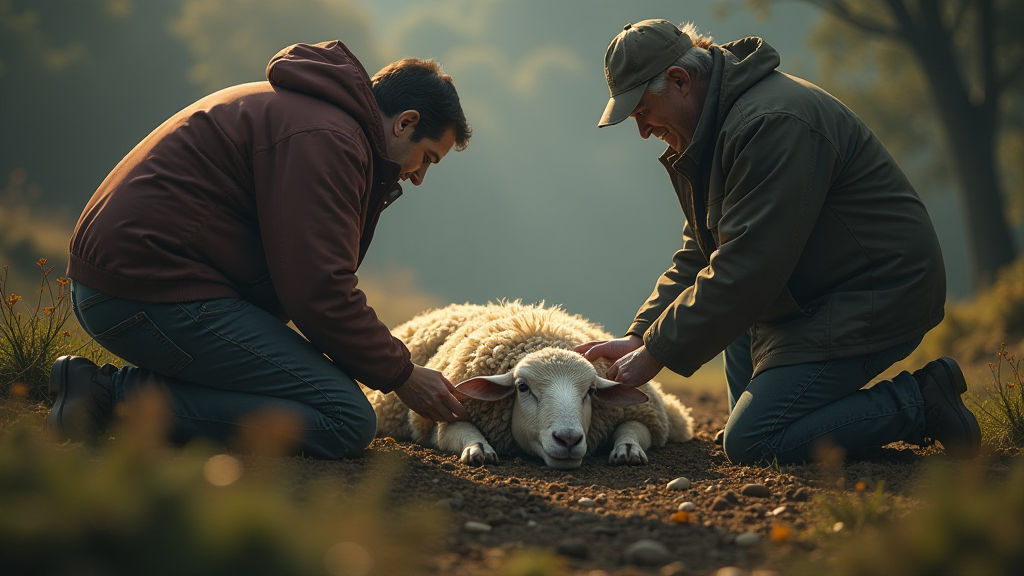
xmin=393 ymin=109 xmax=420 ymax=136
xmin=665 ymin=66 xmax=691 ymax=96
xmin=592 ymin=377 xmax=649 ymax=406
xmin=455 ymin=372 xmax=515 ymax=401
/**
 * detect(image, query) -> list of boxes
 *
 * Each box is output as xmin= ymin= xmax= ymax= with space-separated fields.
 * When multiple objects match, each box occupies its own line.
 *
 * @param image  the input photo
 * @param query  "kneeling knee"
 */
xmin=722 ymin=431 xmax=770 ymax=465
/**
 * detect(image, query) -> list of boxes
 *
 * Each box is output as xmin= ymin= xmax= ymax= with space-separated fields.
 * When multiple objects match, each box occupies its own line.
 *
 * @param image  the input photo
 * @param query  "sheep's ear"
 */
xmin=592 ymin=377 xmax=649 ymax=406
xmin=455 ymin=373 xmax=516 ymax=401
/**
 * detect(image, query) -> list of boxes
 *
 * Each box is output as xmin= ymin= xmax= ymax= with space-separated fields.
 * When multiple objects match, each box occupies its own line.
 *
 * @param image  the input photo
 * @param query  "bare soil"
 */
xmin=254 ymin=387 xmax=967 ymax=576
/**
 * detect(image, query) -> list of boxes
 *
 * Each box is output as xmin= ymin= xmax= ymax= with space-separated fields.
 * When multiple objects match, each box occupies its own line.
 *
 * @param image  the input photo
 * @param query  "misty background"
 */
xmin=2 ymin=0 xmax=1012 ymax=335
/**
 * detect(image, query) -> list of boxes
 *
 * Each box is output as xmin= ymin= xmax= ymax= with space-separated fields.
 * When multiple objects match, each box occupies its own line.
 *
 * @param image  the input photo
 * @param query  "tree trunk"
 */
xmin=899 ymin=0 xmax=1017 ymax=287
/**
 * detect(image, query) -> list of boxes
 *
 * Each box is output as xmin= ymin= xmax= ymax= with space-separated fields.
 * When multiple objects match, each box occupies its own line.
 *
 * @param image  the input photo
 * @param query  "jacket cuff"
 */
xmin=376 ymin=359 xmax=414 ymax=394
xmin=643 ymin=324 xmax=700 ymax=378
xmin=626 ymin=320 xmax=650 ymax=340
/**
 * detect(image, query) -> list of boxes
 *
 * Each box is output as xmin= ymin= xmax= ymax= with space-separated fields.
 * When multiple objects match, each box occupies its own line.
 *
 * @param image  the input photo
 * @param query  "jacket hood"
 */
xmin=266 ymin=41 xmax=390 ymax=160
xmin=716 ymin=37 xmax=781 ymax=115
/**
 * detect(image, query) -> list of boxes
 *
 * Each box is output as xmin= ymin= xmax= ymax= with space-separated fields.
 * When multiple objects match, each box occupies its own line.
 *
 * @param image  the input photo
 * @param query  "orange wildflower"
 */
xmin=36 ymin=258 xmax=47 ymax=269
xmin=770 ymin=524 xmax=791 ymax=543
xmin=670 ymin=511 xmax=690 ymax=524
xmin=855 ymin=481 xmax=867 ymax=492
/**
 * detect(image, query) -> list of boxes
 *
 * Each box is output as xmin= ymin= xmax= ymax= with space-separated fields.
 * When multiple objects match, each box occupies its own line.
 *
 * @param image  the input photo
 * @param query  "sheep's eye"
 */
xmin=516 ymin=379 xmax=529 ymax=393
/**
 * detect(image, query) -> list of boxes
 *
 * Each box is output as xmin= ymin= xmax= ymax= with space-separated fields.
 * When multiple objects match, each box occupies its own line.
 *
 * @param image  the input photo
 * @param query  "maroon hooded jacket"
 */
xmin=68 ymin=41 xmax=413 ymax=392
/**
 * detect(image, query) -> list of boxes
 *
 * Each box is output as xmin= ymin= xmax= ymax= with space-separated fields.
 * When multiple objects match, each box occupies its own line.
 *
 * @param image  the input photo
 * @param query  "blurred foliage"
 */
xmin=0 ymin=390 xmax=445 ymax=576
xmin=908 ymin=255 xmax=1024 ymax=367
xmin=795 ymin=459 xmax=1024 ymax=575
xmin=497 ymin=550 xmax=566 ymax=576
xmin=974 ymin=344 xmax=1024 ymax=453
xmin=171 ymin=0 xmax=378 ymax=92
xmin=815 ymin=481 xmax=892 ymax=533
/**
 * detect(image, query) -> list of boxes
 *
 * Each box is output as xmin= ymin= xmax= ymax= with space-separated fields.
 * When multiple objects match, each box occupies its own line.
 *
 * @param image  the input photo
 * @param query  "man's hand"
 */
xmin=576 ymin=334 xmax=644 ymax=362
xmin=576 ymin=335 xmax=663 ymax=387
xmin=606 ymin=345 xmax=663 ymax=387
xmin=395 ymin=365 xmax=469 ymax=423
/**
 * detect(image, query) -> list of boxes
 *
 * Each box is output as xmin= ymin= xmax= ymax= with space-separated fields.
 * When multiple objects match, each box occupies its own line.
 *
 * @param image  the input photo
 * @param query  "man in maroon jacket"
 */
xmin=46 ymin=41 xmax=472 ymax=458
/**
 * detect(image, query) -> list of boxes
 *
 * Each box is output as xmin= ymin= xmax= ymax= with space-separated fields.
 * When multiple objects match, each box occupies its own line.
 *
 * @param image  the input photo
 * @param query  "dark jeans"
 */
xmin=71 ymin=281 xmax=376 ymax=459
xmin=722 ymin=330 xmax=927 ymax=464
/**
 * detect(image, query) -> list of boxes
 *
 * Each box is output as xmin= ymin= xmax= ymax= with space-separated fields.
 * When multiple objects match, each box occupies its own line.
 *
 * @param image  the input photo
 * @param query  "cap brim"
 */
xmin=598 ymin=81 xmax=647 ymax=127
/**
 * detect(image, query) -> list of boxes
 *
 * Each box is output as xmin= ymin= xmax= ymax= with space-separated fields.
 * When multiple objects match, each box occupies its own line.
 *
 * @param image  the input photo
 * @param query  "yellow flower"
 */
xmin=57 ymin=277 xmax=69 ymax=286
xmin=6 ymin=294 xmax=21 ymax=307
xmin=43 ymin=306 xmax=54 ymax=315
xmin=36 ymin=258 xmax=47 ymax=269
xmin=855 ymin=481 xmax=867 ymax=492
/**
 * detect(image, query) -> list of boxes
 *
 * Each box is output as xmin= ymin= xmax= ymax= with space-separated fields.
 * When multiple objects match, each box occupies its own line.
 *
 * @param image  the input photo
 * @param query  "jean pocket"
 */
xmin=196 ymin=298 xmax=248 ymax=318
xmin=94 ymin=312 xmax=193 ymax=375
xmin=76 ymin=291 xmax=115 ymax=312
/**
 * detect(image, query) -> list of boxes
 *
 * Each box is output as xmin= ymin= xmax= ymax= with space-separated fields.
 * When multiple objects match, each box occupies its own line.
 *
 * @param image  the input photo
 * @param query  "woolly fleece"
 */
xmin=366 ymin=302 xmax=694 ymax=458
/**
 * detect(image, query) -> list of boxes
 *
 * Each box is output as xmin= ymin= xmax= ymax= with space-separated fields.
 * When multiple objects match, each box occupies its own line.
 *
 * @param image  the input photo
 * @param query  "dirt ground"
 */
xmin=250 ymin=385 xmax=974 ymax=576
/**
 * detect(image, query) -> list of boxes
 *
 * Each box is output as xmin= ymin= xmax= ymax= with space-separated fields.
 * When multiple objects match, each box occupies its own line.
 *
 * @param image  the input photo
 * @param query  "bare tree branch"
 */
xmin=804 ymin=0 xmax=901 ymax=38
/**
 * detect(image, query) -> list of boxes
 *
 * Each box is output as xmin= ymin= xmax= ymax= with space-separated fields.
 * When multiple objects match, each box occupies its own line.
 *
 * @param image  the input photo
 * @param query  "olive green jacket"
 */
xmin=627 ymin=37 xmax=946 ymax=378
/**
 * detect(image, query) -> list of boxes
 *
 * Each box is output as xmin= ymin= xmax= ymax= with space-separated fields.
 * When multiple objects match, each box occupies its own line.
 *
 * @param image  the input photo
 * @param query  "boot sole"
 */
xmin=936 ymin=357 xmax=981 ymax=459
xmin=45 ymin=356 xmax=73 ymax=438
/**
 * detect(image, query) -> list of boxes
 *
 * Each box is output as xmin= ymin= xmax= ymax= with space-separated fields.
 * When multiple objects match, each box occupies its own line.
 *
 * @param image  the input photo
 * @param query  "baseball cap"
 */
xmin=598 ymin=19 xmax=694 ymax=127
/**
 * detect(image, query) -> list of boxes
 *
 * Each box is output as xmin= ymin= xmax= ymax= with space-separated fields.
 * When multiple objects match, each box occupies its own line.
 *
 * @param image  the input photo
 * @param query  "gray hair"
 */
xmin=646 ymin=23 xmax=714 ymax=96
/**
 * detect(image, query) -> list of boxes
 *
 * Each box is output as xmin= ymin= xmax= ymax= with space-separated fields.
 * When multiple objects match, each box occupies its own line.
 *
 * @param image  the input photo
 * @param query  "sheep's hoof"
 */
xmin=460 ymin=442 xmax=499 ymax=466
xmin=609 ymin=442 xmax=649 ymax=466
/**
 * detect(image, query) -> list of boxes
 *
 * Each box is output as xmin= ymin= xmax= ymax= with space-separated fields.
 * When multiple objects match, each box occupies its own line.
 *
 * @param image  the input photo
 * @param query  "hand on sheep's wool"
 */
xmin=576 ymin=335 xmax=644 ymax=363
xmin=395 ymin=365 xmax=470 ymax=423
xmin=606 ymin=346 xmax=663 ymax=388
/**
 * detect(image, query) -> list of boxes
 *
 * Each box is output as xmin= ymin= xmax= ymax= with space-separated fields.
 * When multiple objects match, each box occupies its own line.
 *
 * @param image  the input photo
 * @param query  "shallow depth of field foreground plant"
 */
xmin=793 ymin=460 xmax=1024 ymax=576
xmin=975 ymin=344 xmax=1024 ymax=452
xmin=0 ymin=390 xmax=445 ymax=576
xmin=0 ymin=260 xmax=74 ymax=400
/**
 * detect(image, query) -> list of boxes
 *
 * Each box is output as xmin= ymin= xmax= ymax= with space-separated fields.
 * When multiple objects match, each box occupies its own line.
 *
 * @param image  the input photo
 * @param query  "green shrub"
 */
xmin=0 ymin=395 xmax=445 ymax=575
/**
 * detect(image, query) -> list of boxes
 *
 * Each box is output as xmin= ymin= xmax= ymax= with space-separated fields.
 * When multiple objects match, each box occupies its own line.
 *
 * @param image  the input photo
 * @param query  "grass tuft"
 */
xmin=974 ymin=344 xmax=1024 ymax=453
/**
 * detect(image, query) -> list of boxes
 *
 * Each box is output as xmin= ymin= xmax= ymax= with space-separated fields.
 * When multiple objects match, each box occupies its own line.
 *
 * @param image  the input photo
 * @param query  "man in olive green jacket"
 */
xmin=578 ymin=20 xmax=981 ymax=463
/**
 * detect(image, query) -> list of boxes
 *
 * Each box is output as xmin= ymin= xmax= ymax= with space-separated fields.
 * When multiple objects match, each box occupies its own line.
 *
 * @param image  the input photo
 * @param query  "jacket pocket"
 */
xmin=757 ymin=286 xmax=815 ymax=324
xmin=94 ymin=312 xmax=193 ymax=376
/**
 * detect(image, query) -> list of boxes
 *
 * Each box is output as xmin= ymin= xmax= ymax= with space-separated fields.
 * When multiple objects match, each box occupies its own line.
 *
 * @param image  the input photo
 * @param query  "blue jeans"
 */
xmin=71 ymin=281 xmax=376 ymax=459
xmin=722 ymin=330 xmax=927 ymax=464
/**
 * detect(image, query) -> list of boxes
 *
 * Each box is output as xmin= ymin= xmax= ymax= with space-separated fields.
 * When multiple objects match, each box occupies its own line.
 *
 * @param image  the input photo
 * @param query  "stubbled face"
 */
xmin=629 ymin=66 xmax=704 ymax=153
xmin=456 ymin=348 xmax=649 ymax=469
xmin=510 ymin=350 xmax=598 ymax=469
xmin=383 ymin=110 xmax=457 ymax=186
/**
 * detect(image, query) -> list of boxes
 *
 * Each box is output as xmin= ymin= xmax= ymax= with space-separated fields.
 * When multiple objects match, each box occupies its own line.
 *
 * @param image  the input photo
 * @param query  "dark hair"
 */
xmin=371 ymin=58 xmax=472 ymax=151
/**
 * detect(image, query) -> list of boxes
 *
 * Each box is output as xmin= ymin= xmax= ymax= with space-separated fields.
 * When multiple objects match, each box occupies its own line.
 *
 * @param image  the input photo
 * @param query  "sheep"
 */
xmin=363 ymin=301 xmax=694 ymax=469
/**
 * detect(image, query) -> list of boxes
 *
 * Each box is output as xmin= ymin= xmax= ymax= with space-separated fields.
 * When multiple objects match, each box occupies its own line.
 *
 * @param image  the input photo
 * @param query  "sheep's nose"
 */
xmin=552 ymin=430 xmax=583 ymax=449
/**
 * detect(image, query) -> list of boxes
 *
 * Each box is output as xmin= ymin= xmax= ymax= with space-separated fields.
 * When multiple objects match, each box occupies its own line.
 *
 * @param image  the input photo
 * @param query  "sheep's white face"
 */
xmin=455 ymin=348 xmax=649 ymax=469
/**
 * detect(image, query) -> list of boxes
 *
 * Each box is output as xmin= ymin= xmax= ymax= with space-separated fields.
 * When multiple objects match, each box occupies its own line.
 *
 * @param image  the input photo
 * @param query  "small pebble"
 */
xmin=714 ymin=568 xmax=744 ymax=576
xmin=711 ymin=497 xmax=733 ymax=511
xmin=793 ymin=487 xmax=811 ymax=501
xmin=705 ymin=485 xmax=716 ymax=492
xmin=722 ymin=490 xmax=739 ymax=503
xmin=595 ymin=492 xmax=608 ymax=504
xmin=741 ymin=483 xmax=772 ymax=498
xmin=832 ymin=521 xmax=845 ymax=532
xmin=463 ymin=521 xmax=492 ymax=533
xmin=623 ymin=539 xmax=670 ymax=567
xmin=579 ymin=497 xmax=596 ymax=507
xmin=678 ymin=501 xmax=696 ymax=512
xmin=769 ymin=505 xmax=788 ymax=517
xmin=735 ymin=533 xmax=761 ymax=547
xmin=527 ymin=520 xmax=537 ymax=528
xmin=667 ymin=477 xmax=691 ymax=490
xmin=555 ymin=537 xmax=589 ymax=559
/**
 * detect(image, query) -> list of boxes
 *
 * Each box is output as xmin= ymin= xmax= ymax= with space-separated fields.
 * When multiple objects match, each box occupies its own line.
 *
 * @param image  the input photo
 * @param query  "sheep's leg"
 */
xmin=608 ymin=420 xmax=652 ymax=466
xmin=437 ymin=421 xmax=499 ymax=466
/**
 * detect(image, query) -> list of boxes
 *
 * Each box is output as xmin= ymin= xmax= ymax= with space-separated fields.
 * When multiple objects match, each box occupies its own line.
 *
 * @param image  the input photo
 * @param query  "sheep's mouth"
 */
xmin=543 ymin=455 xmax=583 ymax=470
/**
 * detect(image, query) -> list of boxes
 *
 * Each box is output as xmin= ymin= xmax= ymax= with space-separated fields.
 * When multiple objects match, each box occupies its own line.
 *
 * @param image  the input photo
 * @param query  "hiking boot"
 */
xmin=913 ymin=357 xmax=981 ymax=459
xmin=45 ymin=356 xmax=116 ymax=443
